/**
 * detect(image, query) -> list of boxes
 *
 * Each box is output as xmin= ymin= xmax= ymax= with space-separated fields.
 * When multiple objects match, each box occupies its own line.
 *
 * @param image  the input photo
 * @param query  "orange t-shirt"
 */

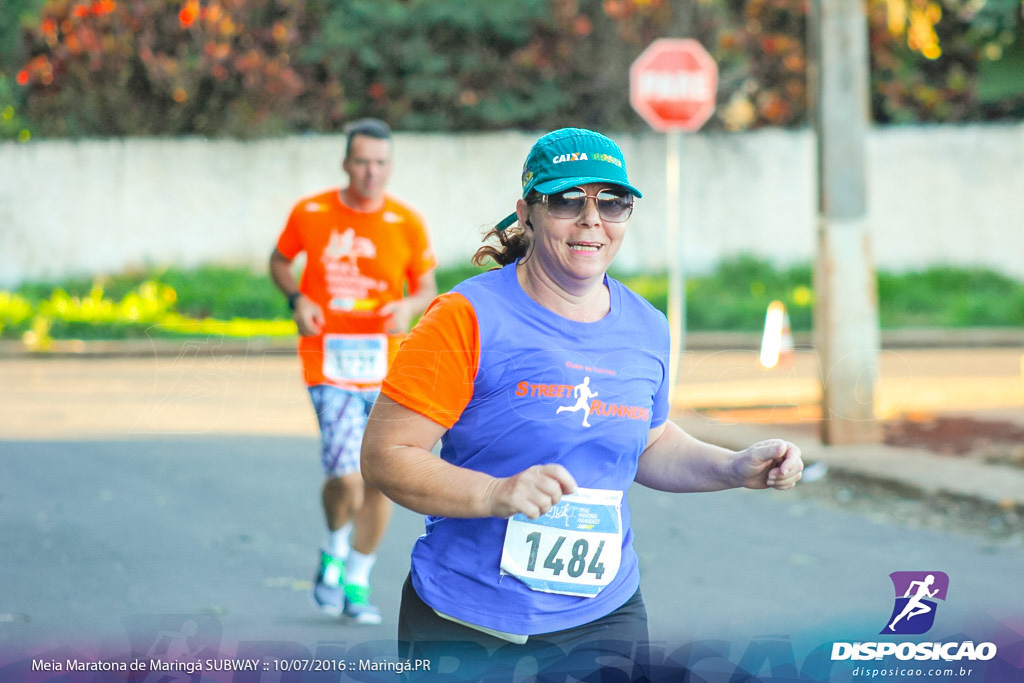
xmin=275 ymin=189 xmax=437 ymax=389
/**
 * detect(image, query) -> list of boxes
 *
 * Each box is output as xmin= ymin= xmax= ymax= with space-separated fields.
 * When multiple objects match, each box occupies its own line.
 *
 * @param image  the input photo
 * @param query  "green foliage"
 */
xmin=878 ymin=266 xmax=1024 ymax=327
xmin=4 ymin=258 xmax=1022 ymax=346
xmin=616 ymin=255 xmax=815 ymax=332
xmin=0 ymin=0 xmax=47 ymax=68
xmin=2 ymin=280 xmax=184 ymax=342
xmin=0 ymin=74 xmax=33 ymax=141
xmin=13 ymin=264 xmax=290 ymax=320
xmin=0 ymin=291 xmax=34 ymax=337
xmin=158 ymin=265 xmax=290 ymax=319
xmin=974 ymin=3 xmax=1024 ymax=116
xmin=2 ymin=275 xmax=293 ymax=347
xmin=869 ymin=0 xmax=1024 ymax=123
xmin=434 ymin=263 xmax=490 ymax=294
xmin=9 ymin=0 xmax=1024 ymax=137
xmin=0 ymin=0 xmax=44 ymax=141
xmin=295 ymin=0 xmax=813 ymax=131
xmin=300 ymin=0 xmax=566 ymax=131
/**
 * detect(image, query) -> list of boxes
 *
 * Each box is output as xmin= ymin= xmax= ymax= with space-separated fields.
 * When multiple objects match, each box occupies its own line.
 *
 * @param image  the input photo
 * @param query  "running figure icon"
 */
xmin=888 ymin=574 xmax=939 ymax=631
xmin=557 ymin=377 xmax=598 ymax=427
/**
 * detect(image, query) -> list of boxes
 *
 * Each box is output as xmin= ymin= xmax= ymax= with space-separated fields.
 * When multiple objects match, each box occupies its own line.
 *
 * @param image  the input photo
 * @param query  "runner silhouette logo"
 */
xmin=881 ymin=571 xmax=949 ymax=635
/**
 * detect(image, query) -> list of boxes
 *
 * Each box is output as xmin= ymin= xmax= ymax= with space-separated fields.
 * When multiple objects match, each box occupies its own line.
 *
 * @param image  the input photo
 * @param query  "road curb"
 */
xmin=0 ymin=337 xmax=296 ymax=359
xmin=2 ymin=327 xmax=1023 ymax=359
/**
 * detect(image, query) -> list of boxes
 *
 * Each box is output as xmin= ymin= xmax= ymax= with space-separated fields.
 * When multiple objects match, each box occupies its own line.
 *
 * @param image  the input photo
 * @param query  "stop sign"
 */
xmin=630 ymin=39 xmax=718 ymax=132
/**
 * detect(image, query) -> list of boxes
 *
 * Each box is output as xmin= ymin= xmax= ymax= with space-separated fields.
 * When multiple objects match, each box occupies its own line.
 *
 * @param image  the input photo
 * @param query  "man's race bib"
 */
xmin=322 ymin=333 xmax=388 ymax=384
xmin=500 ymin=488 xmax=623 ymax=598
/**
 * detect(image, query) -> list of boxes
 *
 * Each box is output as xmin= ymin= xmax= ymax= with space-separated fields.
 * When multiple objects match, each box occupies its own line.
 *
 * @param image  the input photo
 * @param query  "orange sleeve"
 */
xmin=381 ymin=292 xmax=479 ymax=429
xmin=275 ymin=203 xmax=305 ymax=260
xmin=404 ymin=208 xmax=438 ymax=284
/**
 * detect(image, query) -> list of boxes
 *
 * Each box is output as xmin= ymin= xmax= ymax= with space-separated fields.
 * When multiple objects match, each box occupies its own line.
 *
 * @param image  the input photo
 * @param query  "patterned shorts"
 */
xmin=308 ymin=385 xmax=379 ymax=477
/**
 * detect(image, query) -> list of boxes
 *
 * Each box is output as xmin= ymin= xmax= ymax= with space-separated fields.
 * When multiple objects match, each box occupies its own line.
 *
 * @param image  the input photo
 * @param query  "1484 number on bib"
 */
xmin=500 ymin=488 xmax=623 ymax=597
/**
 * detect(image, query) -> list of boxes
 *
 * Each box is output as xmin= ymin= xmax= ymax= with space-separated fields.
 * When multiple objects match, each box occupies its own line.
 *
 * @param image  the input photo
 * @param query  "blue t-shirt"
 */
xmin=383 ymin=262 xmax=670 ymax=635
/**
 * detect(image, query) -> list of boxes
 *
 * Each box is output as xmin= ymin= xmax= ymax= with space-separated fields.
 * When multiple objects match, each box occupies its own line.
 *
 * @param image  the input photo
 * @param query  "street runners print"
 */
xmin=513 ymin=363 xmax=653 ymax=429
xmin=882 ymin=571 xmax=950 ymax=635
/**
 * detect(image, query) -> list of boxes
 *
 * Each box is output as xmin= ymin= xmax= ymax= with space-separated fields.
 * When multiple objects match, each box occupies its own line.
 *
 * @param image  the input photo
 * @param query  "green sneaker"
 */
xmin=343 ymin=584 xmax=382 ymax=625
xmin=311 ymin=551 xmax=345 ymax=616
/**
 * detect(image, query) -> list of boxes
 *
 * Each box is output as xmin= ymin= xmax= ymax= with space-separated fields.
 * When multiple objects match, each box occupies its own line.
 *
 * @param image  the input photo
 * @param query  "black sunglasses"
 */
xmin=539 ymin=187 xmax=635 ymax=223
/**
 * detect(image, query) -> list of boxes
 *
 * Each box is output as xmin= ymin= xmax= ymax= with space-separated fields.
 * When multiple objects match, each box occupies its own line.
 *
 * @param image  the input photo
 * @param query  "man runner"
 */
xmin=269 ymin=118 xmax=437 ymax=624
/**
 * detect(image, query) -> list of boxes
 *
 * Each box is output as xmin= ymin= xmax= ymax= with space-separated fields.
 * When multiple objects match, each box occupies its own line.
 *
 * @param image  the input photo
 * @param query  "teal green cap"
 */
xmin=496 ymin=128 xmax=642 ymax=231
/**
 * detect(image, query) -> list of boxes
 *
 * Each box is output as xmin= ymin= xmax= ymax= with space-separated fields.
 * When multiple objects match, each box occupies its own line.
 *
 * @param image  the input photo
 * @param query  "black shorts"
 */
xmin=397 ymin=574 xmax=651 ymax=681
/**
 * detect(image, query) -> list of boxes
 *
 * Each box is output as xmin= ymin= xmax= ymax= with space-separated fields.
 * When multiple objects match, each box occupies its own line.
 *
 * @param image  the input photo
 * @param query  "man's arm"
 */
xmin=379 ymin=270 xmax=438 ymax=334
xmin=269 ymin=248 xmax=323 ymax=336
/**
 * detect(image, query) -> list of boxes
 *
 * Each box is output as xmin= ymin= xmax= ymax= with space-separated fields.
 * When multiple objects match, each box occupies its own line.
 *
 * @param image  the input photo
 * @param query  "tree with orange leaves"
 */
xmin=9 ymin=0 xmax=1024 ymax=137
xmin=17 ymin=0 xmax=315 ymax=137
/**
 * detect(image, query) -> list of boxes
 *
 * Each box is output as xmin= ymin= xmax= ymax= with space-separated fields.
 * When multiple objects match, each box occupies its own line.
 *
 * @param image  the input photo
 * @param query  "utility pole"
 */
xmin=809 ymin=0 xmax=882 ymax=444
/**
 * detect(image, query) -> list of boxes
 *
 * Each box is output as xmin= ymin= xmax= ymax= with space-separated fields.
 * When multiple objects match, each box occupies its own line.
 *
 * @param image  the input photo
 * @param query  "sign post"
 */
xmin=630 ymin=38 xmax=717 ymax=405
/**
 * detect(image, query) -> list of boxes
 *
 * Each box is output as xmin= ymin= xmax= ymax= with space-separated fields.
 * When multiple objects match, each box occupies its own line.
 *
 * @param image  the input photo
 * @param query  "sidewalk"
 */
xmin=676 ymin=415 xmax=1024 ymax=512
xmin=669 ymin=345 xmax=1024 ymax=513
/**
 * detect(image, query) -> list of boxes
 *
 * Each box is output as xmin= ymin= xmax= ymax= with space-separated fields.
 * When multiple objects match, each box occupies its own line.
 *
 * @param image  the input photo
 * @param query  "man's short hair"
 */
xmin=344 ymin=118 xmax=392 ymax=159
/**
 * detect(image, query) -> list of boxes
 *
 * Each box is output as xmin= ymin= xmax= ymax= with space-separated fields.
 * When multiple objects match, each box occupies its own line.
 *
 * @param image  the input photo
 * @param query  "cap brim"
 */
xmin=534 ymin=177 xmax=642 ymax=198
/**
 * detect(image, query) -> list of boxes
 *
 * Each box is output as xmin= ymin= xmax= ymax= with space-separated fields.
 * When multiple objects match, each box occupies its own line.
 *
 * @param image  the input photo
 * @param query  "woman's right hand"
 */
xmin=483 ymin=464 xmax=578 ymax=519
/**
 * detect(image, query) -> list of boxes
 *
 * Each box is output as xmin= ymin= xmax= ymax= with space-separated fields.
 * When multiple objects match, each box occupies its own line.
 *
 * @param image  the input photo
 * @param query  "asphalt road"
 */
xmin=2 ymin=350 xmax=1023 ymax=679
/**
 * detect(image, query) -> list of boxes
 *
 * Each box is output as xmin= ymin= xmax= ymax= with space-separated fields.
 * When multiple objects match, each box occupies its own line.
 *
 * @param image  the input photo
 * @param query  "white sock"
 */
xmin=324 ymin=522 xmax=352 ymax=559
xmin=345 ymin=550 xmax=376 ymax=587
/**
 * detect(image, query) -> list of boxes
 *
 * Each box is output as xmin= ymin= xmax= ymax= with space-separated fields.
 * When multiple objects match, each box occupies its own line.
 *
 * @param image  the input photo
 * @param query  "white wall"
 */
xmin=1 ymin=125 xmax=1022 ymax=288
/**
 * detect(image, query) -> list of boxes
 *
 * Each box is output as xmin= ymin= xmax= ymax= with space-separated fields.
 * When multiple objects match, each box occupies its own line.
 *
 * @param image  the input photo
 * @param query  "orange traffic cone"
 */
xmin=759 ymin=300 xmax=794 ymax=369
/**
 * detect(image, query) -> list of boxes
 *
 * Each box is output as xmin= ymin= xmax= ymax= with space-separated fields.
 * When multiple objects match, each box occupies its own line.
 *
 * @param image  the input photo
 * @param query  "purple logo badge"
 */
xmin=881 ymin=571 xmax=950 ymax=635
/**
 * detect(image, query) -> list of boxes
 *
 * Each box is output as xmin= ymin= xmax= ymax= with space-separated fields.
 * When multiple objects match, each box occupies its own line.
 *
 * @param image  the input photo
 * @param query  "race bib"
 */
xmin=500 ymin=488 xmax=623 ymax=598
xmin=322 ymin=334 xmax=388 ymax=383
